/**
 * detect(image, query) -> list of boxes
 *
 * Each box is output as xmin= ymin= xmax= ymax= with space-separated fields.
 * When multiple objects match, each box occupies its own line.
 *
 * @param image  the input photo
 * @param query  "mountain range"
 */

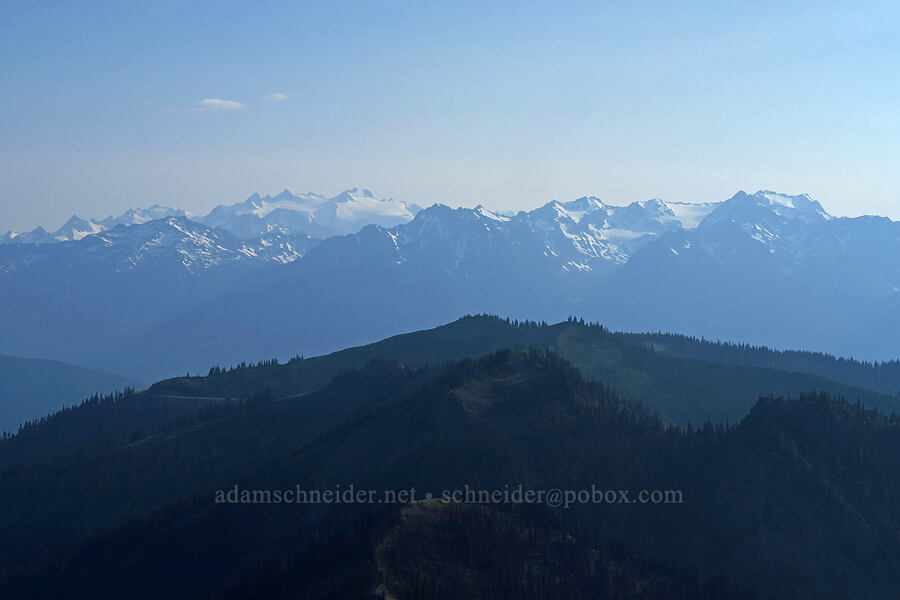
xmin=0 ymin=187 xmax=419 ymax=244
xmin=1 ymin=187 xmax=898 ymax=381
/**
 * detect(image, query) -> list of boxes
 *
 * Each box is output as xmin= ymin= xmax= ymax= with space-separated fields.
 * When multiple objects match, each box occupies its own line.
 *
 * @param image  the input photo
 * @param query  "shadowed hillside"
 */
xmin=2 ymin=347 xmax=900 ymax=598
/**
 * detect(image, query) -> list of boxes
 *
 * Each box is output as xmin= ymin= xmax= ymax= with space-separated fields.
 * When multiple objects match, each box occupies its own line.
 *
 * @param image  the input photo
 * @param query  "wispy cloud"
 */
xmin=193 ymin=98 xmax=245 ymax=111
xmin=262 ymin=92 xmax=288 ymax=102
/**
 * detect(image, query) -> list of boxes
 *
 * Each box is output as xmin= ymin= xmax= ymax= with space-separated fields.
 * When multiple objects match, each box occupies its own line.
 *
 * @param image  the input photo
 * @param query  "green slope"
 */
xmin=149 ymin=315 xmax=899 ymax=425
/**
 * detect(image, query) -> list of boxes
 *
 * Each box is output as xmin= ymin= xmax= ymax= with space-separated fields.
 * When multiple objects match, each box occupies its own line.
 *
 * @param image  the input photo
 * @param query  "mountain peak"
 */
xmin=333 ymin=187 xmax=376 ymax=200
xmin=562 ymin=196 xmax=608 ymax=215
xmin=715 ymin=190 xmax=831 ymax=224
xmin=199 ymin=187 xmax=418 ymax=239
xmin=637 ymin=197 xmax=669 ymax=210
xmin=473 ymin=205 xmax=510 ymax=222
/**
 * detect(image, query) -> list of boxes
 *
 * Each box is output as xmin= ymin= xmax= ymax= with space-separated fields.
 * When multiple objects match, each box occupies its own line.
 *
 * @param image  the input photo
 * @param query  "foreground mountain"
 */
xmin=143 ymin=315 xmax=899 ymax=425
xmin=3 ymin=337 xmax=900 ymax=598
xmin=0 ymin=355 xmax=140 ymax=433
xmin=3 ymin=316 xmax=895 ymax=473
xmin=221 ymin=501 xmax=760 ymax=599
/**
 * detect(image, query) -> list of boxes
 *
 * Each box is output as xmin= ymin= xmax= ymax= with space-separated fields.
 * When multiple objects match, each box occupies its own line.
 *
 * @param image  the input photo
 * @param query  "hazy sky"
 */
xmin=2 ymin=1 xmax=900 ymax=231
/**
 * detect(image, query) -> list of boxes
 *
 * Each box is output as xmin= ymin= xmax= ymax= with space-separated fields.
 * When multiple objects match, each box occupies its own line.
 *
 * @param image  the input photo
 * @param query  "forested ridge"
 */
xmin=2 ymin=336 xmax=900 ymax=597
xmin=622 ymin=330 xmax=900 ymax=396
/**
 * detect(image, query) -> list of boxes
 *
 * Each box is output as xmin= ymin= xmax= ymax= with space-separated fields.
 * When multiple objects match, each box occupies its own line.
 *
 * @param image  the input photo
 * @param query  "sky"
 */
xmin=1 ymin=1 xmax=900 ymax=231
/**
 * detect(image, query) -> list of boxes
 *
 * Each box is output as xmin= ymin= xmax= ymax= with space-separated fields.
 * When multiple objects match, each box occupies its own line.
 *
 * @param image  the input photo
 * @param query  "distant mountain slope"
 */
xmin=620 ymin=331 xmax=900 ymax=396
xmin=585 ymin=190 xmax=900 ymax=360
xmin=0 ymin=355 xmax=141 ymax=432
xmin=0 ymin=205 xmax=189 ymax=244
xmin=0 ymin=217 xmax=319 ymax=366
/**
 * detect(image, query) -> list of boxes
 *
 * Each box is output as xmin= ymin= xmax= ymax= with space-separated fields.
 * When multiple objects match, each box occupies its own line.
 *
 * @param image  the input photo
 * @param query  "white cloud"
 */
xmin=262 ymin=92 xmax=288 ymax=102
xmin=193 ymin=98 xmax=245 ymax=111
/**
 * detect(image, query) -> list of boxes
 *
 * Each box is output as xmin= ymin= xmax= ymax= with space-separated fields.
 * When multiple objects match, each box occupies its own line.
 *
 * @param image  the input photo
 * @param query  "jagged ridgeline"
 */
xmin=2 ymin=321 xmax=900 ymax=598
xmin=6 ymin=189 xmax=900 ymax=384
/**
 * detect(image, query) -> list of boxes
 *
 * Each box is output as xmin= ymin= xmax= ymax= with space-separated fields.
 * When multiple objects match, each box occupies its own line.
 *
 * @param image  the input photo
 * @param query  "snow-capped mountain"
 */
xmin=0 ymin=216 xmax=318 ymax=276
xmin=108 ymin=188 xmax=900 ymax=380
xmin=348 ymin=194 xmax=717 ymax=277
xmin=2 ymin=188 xmax=421 ymax=247
xmin=1 ymin=205 xmax=187 ymax=245
xmin=199 ymin=187 xmax=423 ymax=239
xmin=0 ymin=216 xmax=104 ymax=245
xmin=643 ymin=190 xmax=837 ymax=271
xmin=5 ymin=186 xmax=900 ymax=381
xmin=0 ymin=226 xmax=56 ymax=245
xmin=0 ymin=216 xmax=320 ymax=373
xmin=97 ymin=204 xmax=190 ymax=228
xmin=514 ymin=196 xmax=696 ymax=270
xmin=571 ymin=189 xmax=900 ymax=362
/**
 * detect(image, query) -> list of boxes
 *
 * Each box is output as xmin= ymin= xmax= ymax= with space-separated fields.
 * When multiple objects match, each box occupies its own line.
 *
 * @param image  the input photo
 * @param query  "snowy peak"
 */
xmin=99 ymin=204 xmax=189 ymax=228
xmin=0 ymin=225 xmax=55 ymax=245
xmin=203 ymin=190 xmax=323 ymax=222
xmin=326 ymin=188 xmax=420 ymax=224
xmin=0 ymin=188 xmax=422 ymax=247
xmin=665 ymin=190 xmax=836 ymax=268
xmin=557 ymin=196 xmax=608 ymax=221
xmin=531 ymin=195 xmax=710 ymax=232
xmin=331 ymin=187 xmax=375 ymax=201
xmin=473 ymin=205 xmax=510 ymax=222
xmin=54 ymin=215 xmax=105 ymax=241
xmin=525 ymin=197 xmax=608 ymax=229
xmin=605 ymin=199 xmax=679 ymax=233
xmin=390 ymin=195 xmax=691 ymax=276
xmin=0 ymin=217 xmax=102 ymax=245
xmin=758 ymin=190 xmax=831 ymax=221
xmin=386 ymin=190 xmax=835 ymax=278
xmin=758 ymin=189 xmax=821 ymax=208
xmin=704 ymin=190 xmax=831 ymax=228
xmin=0 ymin=187 xmax=840 ymax=283
xmin=200 ymin=187 xmax=420 ymax=239
xmin=0 ymin=216 xmax=320 ymax=275
xmin=0 ymin=205 xmax=191 ymax=245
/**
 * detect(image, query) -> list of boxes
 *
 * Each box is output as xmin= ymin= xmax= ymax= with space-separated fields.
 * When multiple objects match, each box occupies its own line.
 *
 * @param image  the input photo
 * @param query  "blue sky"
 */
xmin=1 ymin=1 xmax=899 ymax=230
